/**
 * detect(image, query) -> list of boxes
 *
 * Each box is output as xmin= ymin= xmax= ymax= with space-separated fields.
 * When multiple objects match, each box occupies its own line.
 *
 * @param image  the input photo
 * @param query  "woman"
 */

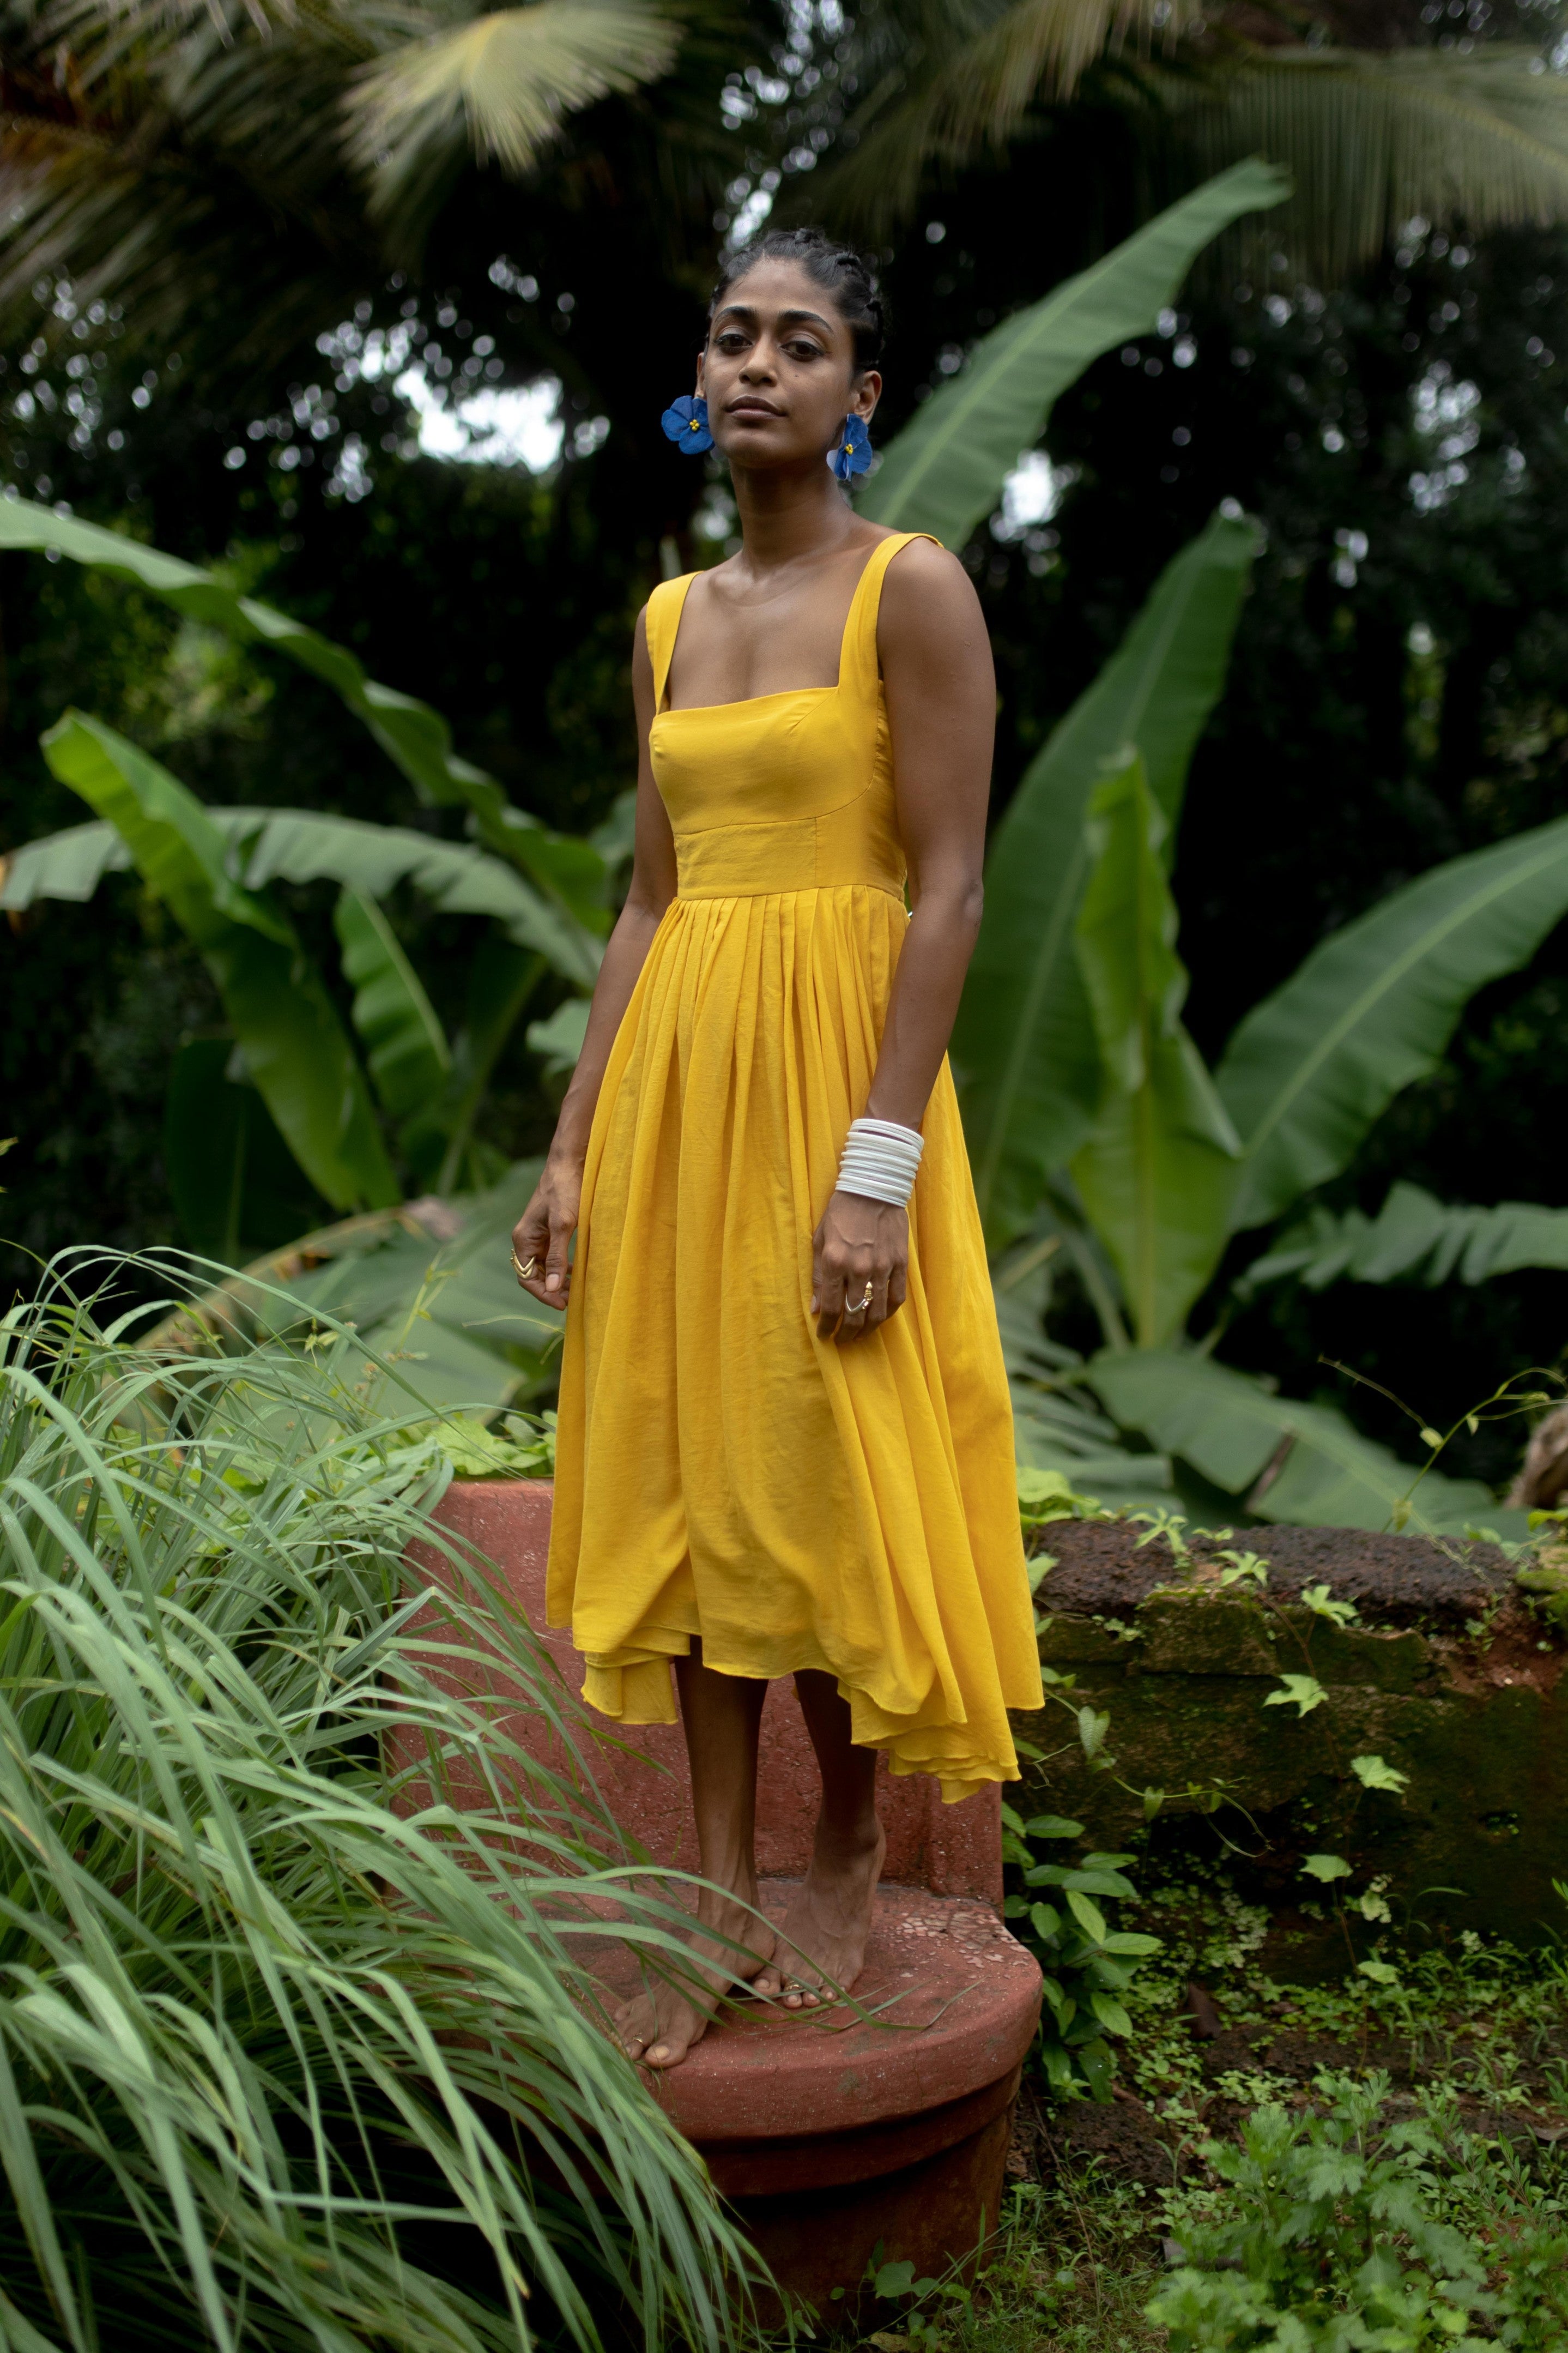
xmin=511 ymin=227 xmax=1042 ymax=2068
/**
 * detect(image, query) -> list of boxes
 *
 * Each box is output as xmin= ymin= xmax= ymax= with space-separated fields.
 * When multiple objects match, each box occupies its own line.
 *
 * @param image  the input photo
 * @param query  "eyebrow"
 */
xmin=714 ymin=303 xmax=835 ymax=333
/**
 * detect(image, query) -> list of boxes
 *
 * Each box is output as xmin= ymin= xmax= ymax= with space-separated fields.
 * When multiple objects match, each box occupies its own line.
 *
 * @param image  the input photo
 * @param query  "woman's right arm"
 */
xmin=511 ymin=607 xmax=676 ymax=1307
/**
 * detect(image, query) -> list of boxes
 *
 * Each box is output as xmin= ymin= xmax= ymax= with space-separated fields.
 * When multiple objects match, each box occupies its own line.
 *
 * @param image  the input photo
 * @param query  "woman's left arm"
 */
xmin=812 ymin=538 xmax=994 ymax=1343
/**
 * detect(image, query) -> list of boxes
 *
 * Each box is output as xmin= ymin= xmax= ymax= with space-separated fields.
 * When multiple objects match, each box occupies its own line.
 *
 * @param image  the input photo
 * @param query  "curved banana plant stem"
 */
xmin=1065 ymin=1226 xmax=1130 ymax=1353
xmin=435 ymin=953 xmax=546 ymax=1197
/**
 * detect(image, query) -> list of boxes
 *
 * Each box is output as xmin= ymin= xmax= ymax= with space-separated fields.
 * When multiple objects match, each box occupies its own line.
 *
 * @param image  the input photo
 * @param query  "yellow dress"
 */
xmin=547 ymin=532 xmax=1043 ymax=1800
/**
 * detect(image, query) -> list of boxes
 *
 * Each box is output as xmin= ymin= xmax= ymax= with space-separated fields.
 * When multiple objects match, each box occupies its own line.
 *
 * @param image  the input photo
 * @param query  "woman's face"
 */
xmin=696 ymin=257 xmax=880 ymax=473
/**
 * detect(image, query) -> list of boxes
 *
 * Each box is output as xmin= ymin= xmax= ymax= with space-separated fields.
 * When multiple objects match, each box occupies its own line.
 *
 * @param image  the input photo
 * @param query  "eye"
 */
xmin=714 ymin=329 xmax=750 ymax=353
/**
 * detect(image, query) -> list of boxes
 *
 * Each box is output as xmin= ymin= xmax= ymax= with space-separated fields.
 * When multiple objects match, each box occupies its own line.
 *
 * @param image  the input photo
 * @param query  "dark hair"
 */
xmin=708 ymin=227 xmax=886 ymax=369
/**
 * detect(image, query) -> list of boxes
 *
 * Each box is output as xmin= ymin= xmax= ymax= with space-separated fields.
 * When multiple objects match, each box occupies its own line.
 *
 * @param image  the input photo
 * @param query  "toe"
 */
xmin=645 ymin=2038 xmax=686 ymax=2068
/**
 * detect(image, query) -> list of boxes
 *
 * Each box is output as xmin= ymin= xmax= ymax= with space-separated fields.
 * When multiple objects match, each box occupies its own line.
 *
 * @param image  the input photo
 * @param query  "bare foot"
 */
xmin=753 ymin=1819 xmax=886 ymax=2009
xmin=614 ymin=1883 xmax=776 ymax=2069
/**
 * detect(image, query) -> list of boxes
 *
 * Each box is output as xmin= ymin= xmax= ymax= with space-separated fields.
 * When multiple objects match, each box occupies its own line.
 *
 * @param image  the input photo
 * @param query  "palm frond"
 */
xmin=815 ymin=0 xmax=1568 ymax=268
xmin=1164 ymin=45 xmax=1568 ymax=277
xmin=0 ymin=0 xmax=685 ymax=353
xmin=810 ymin=0 xmax=1196 ymax=233
xmin=923 ymin=0 xmax=1201 ymax=146
xmin=342 ymin=0 xmax=682 ymax=234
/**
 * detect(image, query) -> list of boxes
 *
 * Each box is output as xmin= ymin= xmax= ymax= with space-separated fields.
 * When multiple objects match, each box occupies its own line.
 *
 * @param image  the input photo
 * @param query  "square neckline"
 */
xmin=655 ymin=538 xmax=892 ymax=719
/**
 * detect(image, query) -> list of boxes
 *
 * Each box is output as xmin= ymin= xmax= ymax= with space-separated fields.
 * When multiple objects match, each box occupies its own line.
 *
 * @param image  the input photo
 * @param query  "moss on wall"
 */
xmin=1020 ymin=1523 xmax=1566 ymax=1969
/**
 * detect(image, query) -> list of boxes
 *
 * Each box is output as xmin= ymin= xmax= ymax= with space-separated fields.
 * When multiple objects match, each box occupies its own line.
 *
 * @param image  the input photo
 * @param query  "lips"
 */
xmin=727 ymin=400 xmax=782 ymax=419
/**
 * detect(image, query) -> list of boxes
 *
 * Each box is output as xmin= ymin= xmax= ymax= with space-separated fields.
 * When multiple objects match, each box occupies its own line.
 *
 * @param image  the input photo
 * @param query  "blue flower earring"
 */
xmin=662 ymin=394 xmax=713 ymax=455
xmin=830 ymin=415 xmax=873 ymax=480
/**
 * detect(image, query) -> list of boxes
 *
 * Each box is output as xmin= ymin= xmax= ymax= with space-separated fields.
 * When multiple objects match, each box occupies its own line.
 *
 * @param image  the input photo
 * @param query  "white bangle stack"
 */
xmin=836 ymin=1117 xmax=924 ymax=1209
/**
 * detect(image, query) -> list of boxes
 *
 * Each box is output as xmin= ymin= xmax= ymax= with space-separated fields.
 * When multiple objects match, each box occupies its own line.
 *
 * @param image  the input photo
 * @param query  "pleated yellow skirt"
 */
xmin=546 ymin=881 xmax=1043 ymax=1801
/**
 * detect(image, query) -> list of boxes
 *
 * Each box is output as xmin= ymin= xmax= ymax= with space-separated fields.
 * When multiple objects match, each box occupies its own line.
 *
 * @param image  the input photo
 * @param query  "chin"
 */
xmin=725 ymin=435 xmax=818 ymax=467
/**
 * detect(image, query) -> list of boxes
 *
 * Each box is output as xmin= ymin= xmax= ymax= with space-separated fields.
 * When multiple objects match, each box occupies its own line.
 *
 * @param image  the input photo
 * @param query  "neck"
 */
xmin=728 ymin=457 xmax=856 ymax=574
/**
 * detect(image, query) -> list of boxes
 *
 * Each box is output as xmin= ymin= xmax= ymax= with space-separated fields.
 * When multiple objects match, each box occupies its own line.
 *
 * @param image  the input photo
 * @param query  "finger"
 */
xmin=511 ymin=1210 xmax=547 ymax=1264
xmin=511 ymin=1212 xmax=550 ymax=1293
xmin=836 ymin=1263 xmax=875 ymax=1347
xmin=516 ymin=1222 xmax=564 ymax=1304
xmin=541 ymin=1211 xmax=576 ymax=1302
xmin=815 ymin=1259 xmax=847 ymax=1341
xmin=862 ymin=1266 xmax=893 ymax=1330
xmin=810 ymin=1218 xmax=826 ymax=1319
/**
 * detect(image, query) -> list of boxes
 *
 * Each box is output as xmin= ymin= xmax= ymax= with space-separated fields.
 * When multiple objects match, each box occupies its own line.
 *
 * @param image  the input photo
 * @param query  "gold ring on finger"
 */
xmin=849 ymin=1285 xmax=874 ymax=1313
xmin=512 ymin=1248 xmax=540 ymax=1281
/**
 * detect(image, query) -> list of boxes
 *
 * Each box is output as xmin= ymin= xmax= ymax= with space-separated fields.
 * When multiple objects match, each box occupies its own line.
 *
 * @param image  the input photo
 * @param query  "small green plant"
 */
xmin=421 ymin=1405 xmax=558 ymax=1477
xmin=1002 ymin=1812 xmax=1161 ymax=2099
xmin=1148 ymin=2072 xmax=1568 ymax=2350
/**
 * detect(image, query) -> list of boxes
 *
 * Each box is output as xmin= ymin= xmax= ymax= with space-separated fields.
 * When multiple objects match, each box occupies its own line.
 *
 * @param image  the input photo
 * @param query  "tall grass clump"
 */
xmin=0 ymin=1249 xmax=756 ymax=2353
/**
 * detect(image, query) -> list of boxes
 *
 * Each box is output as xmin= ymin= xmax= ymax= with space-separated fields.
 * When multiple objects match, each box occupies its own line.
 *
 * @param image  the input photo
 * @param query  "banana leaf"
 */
xmin=1089 ymin=1346 xmax=1517 ymax=1536
xmin=993 ymin=1241 xmax=1175 ymax=1508
xmin=859 ymin=160 xmax=1289 ymax=547
xmin=955 ymin=509 xmax=1256 ymax=1248
xmin=1218 ymin=813 xmax=1568 ymax=1233
xmin=163 ymin=1036 xmax=326 ymax=1260
xmin=527 ymin=997 xmax=592 ymax=1077
xmin=41 ymin=711 xmax=399 ymax=1213
xmin=1069 ymin=753 xmax=1241 ymax=1347
xmin=0 ymin=818 xmax=131 ymax=902
xmin=1 ymin=805 xmax=603 ymax=988
xmin=1239 ymin=1179 xmax=1568 ymax=1294
xmin=405 ymin=935 xmax=546 ymax=1194
xmin=0 ymin=498 xmax=608 ymax=926
xmin=334 ymin=888 xmax=451 ymax=1124
xmin=174 ymin=1165 xmax=564 ymax=1413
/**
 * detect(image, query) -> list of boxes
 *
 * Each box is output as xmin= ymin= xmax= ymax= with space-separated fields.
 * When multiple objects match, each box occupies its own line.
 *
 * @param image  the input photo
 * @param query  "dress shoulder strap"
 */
xmin=839 ymin=532 xmax=942 ymax=702
xmin=645 ymin=573 xmax=697 ymax=713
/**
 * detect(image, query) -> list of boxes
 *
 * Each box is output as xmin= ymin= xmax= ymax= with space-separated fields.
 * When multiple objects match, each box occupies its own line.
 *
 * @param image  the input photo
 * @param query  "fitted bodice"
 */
xmin=644 ymin=532 xmax=933 ymax=902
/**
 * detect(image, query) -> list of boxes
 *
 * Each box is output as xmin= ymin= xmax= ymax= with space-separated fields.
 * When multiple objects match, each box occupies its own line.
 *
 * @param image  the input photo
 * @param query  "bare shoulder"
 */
xmin=631 ymin=604 xmax=655 ymax=717
xmin=875 ymin=534 xmax=986 ymax=652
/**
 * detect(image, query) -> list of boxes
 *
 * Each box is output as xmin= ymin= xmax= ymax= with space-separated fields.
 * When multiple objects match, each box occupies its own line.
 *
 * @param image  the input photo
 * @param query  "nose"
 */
xmin=738 ymin=338 xmax=780 ymax=383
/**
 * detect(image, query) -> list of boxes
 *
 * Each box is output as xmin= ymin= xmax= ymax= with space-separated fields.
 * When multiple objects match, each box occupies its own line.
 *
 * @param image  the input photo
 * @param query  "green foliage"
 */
xmin=0 ymin=1252 xmax=757 ymax=2350
xmin=1089 ymin=1348 xmax=1501 ymax=1533
xmin=1173 ymin=48 xmax=1568 ymax=283
xmin=1241 ymin=1180 xmax=1568 ymax=1296
xmin=815 ymin=0 xmax=1568 ymax=283
xmin=960 ymin=496 xmax=1568 ymax=1524
xmin=1148 ymin=2072 xmax=1568 ymax=2350
xmin=0 ymin=0 xmax=692 ymax=370
xmin=0 ymin=500 xmax=609 ymax=951
xmin=1266 ymin=1673 xmax=1330 ymax=1716
xmin=955 ymin=510 xmax=1258 ymax=1248
xmin=163 ymin=1036 xmax=326 ymax=1262
xmin=0 ymin=523 xmax=607 ymax=1240
xmin=42 ymin=708 xmax=400 ymax=1214
xmin=1068 ymin=750 xmax=1242 ymax=1347
xmin=1001 ymin=1812 xmax=1161 ymax=2102
xmin=1215 ymin=812 xmax=1568 ymax=1234
xmin=156 ymin=1165 xmax=565 ymax=1415
xmin=336 ymin=884 xmax=452 ymax=1123
xmin=421 ymin=1405 xmax=558 ymax=1478
xmin=859 ymin=162 xmax=1289 ymax=550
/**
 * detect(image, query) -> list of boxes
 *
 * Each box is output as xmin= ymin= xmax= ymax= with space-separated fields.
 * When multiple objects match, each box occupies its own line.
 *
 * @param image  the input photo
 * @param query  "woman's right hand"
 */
xmin=511 ymin=1153 xmax=584 ymax=1309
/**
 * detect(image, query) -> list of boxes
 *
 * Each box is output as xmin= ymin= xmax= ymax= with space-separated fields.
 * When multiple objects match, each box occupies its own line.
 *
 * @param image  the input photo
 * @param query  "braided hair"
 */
xmin=708 ymin=227 xmax=886 ymax=369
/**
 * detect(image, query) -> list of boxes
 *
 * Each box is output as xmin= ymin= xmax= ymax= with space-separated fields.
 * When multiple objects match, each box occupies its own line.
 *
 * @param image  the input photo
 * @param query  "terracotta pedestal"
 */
xmin=410 ymin=1480 xmax=1042 ymax=2314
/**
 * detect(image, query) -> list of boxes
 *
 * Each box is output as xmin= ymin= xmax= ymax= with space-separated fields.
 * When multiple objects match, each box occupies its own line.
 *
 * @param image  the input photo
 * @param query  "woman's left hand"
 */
xmin=812 ymin=1191 xmax=908 ymax=1344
